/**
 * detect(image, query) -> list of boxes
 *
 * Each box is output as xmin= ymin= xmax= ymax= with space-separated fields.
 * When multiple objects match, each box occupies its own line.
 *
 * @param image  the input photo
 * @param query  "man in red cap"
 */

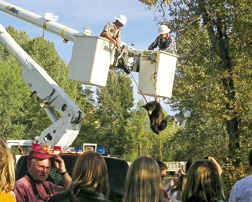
xmin=13 ymin=149 xmax=71 ymax=202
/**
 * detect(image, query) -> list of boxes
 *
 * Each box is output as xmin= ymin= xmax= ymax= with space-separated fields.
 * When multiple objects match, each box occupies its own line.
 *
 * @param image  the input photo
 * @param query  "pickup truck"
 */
xmin=15 ymin=154 xmax=128 ymax=200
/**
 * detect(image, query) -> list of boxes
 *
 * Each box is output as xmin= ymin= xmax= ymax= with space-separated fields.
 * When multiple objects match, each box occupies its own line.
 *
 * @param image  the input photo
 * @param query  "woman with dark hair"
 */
xmin=182 ymin=160 xmax=225 ymax=202
xmin=168 ymin=174 xmax=187 ymax=202
xmin=185 ymin=160 xmax=195 ymax=174
xmin=156 ymin=160 xmax=169 ymax=200
xmin=50 ymin=151 xmax=110 ymax=202
xmin=123 ymin=156 xmax=165 ymax=202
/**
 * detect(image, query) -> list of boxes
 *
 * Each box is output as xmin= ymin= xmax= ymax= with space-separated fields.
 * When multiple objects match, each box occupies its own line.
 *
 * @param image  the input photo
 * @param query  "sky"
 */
xmin=0 ymin=0 xmax=175 ymax=114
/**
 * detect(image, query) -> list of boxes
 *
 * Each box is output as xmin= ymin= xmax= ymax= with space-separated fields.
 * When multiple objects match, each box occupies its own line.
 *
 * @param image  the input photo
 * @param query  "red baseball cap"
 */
xmin=27 ymin=148 xmax=55 ymax=162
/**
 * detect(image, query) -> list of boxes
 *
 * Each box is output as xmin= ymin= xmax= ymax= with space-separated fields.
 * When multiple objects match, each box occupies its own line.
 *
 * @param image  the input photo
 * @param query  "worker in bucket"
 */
xmin=100 ymin=15 xmax=127 ymax=54
xmin=148 ymin=24 xmax=177 ymax=54
xmin=101 ymin=15 xmax=131 ymax=74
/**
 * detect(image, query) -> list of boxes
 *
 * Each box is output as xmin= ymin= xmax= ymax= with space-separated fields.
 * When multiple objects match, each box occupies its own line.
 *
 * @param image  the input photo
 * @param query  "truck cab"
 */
xmin=15 ymin=153 xmax=128 ymax=198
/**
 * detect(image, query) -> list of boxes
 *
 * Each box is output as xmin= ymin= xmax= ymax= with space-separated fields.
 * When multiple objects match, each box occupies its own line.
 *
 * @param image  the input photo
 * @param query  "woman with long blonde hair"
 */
xmin=123 ymin=156 xmax=165 ymax=202
xmin=50 ymin=151 xmax=110 ymax=202
xmin=0 ymin=139 xmax=16 ymax=202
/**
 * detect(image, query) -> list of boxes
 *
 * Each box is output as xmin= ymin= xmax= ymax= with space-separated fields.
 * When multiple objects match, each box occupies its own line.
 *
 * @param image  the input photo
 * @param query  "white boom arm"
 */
xmin=0 ymin=0 xmax=80 ymax=42
xmin=0 ymin=24 xmax=84 ymax=148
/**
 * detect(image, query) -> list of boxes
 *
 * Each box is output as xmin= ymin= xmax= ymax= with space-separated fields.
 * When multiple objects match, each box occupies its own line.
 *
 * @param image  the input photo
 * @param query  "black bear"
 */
xmin=142 ymin=101 xmax=167 ymax=134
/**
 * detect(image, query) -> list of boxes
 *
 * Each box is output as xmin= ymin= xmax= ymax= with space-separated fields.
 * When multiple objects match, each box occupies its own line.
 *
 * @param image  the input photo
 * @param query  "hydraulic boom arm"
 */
xmin=0 ymin=0 xmax=80 ymax=42
xmin=0 ymin=24 xmax=84 ymax=148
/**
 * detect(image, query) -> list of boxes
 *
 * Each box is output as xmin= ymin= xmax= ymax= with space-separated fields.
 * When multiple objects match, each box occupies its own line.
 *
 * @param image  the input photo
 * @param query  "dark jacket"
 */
xmin=49 ymin=189 xmax=110 ymax=202
xmin=148 ymin=35 xmax=177 ymax=54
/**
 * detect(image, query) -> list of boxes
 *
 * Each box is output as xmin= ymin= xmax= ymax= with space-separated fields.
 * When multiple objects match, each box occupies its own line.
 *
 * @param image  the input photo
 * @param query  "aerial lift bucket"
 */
xmin=69 ymin=35 xmax=112 ymax=87
xmin=138 ymin=51 xmax=178 ymax=98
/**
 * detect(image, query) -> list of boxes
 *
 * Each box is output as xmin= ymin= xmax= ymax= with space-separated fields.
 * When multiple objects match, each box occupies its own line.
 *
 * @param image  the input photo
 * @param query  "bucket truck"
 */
xmin=0 ymin=0 xmax=178 ymax=98
xmin=0 ymin=1 xmax=178 ymax=149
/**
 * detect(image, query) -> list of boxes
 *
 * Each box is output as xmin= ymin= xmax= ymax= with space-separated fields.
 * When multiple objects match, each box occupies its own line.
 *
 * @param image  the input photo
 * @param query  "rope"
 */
xmin=154 ymin=62 xmax=158 ymax=102
xmin=42 ymin=21 xmax=49 ymax=38
xmin=130 ymin=71 xmax=148 ymax=103
xmin=130 ymin=52 xmax=158 ymax=104
xmin=43 ymin=21 xmax=49 ymax=30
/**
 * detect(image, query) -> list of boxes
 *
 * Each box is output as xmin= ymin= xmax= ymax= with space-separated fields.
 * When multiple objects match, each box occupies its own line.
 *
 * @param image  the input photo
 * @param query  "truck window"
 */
xmin=10 ymin=146 xmax=31 ymax=155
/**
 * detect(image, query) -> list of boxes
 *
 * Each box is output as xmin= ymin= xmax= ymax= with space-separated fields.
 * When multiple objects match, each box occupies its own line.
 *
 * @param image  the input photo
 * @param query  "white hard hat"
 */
xmin=158 ymin=25 xmax=170 ymax=34
xmin=115 ymin=15 xmax=127 ymax=26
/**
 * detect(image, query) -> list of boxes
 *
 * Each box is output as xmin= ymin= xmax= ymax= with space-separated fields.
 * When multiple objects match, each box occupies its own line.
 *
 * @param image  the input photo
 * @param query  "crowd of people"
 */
xmin=1 ymin=137 xmax=252 ymax=202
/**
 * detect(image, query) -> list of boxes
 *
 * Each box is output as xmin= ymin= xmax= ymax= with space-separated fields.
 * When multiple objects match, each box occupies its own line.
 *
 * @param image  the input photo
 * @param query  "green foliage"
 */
xmin=76 ymin=70 xmax=135 ymax=156
xmin=0 ymin=60 xmax=30 ymax=139
xmin=73 ymin=86 xmax=99 ymax=147
xmin=123 ymin=100 xmax=180 ymax=161
xmin=95 ymin=70 xmax=134 ymax=156
xmin=123 ymin=100 xmax=150 ymax=160
xmin=138 ymin=0 xmax=173 ymax=10
xmin=222 ymin=160 xmax=249 ymax=198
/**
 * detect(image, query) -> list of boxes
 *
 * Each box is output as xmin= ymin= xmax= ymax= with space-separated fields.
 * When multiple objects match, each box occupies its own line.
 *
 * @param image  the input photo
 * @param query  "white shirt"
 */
xmin=229 ymin=175 xmax=252 ymax=202
xmin=168 ymin=190 xmax=181 ymax=202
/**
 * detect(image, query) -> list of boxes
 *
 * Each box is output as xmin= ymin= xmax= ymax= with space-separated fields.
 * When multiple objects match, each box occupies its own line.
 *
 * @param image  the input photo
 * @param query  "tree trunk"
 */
xmin=198 ymin=0 xmax=240 ymax=158
xmin=227 ymin=117 xmax=240 ymax=157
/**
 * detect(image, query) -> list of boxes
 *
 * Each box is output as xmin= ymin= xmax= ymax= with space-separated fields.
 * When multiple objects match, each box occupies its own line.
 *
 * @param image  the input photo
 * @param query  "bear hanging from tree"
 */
xmin=142 ymin=101 xmax=168 ymax=134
